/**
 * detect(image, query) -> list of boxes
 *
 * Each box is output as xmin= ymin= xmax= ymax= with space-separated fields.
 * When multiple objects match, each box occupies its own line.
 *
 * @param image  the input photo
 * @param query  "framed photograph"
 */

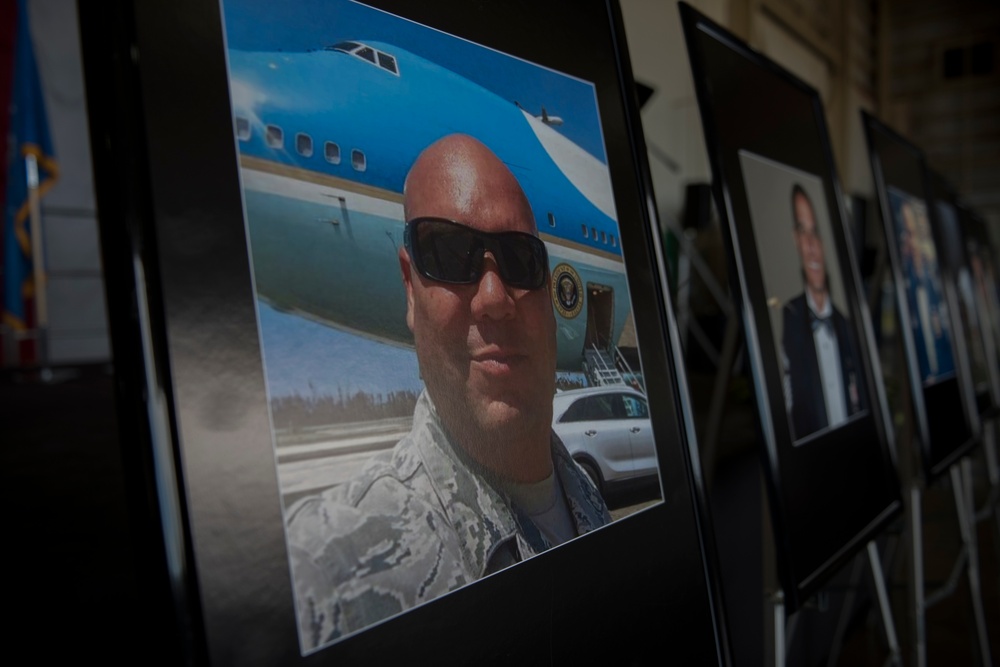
xmin=863 ymin=112 xmax=980 ymax=481
xmin=961 ymin=209 xmax=1000 ymax=399
xmin=929 ymin=171 xmax=1000 ymax=417
xmin=739 ymin=153 xmax=868 ymax=443
xmin=680 ymin=4 xmax=902 ymax=611
xmin=79 ymin=0 xmax=728 ymax=663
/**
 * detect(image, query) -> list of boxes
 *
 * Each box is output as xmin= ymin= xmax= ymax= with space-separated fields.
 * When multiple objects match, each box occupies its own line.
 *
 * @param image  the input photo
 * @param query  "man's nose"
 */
xmin=471 ymin=253 xmax=516 ymax=320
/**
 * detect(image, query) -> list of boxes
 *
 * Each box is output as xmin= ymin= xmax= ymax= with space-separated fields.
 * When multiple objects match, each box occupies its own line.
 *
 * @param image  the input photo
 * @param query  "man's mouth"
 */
xmin=471 ymin=348 xmax=527 ymax=374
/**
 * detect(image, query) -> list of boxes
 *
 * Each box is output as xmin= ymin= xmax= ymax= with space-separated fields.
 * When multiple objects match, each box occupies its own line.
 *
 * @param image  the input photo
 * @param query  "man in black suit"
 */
xmin=781 ymin=185 xmax=864 ymax=440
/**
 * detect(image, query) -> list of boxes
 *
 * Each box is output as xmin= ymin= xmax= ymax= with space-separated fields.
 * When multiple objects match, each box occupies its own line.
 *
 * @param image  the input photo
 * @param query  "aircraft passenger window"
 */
xmin=325 ymin=142 xmax=341 ymax=164
xmin=265 ymin=124 xmax=283 ymax=149
xmin=591 ymin=226 xmax=597 ymax=240
xmin=352 ymin=149 xmax=367 ymax=172
xmin=548 ymin=212 xmax=556 ymax=228
xmin=378 ymin=52 xmax=398 ymax=74
xmin=356 ymin=47 xmax=376 ymax=64
xmin=601 ymin=231 xmax=607 ymax=243
xmin=611 ymin=235 xmax=617 ymax=248
xmin=235 ymin=117 xmax=250 ymax=141
xmin=296 ymin=133 xmax=313 ymax=157
xmin=581 ymin=224 xmax=588 ymax=238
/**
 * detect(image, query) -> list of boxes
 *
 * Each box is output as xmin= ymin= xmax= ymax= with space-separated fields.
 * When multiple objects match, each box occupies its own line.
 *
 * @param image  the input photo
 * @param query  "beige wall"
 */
xmin=620 ymin=0 xmax=880 ymax=226
xmin=883 ymin=0 xmax=1000 ymax=234
xmin=620 ymin=0 xmax=997 ymax=238
xmin=619 ymin=0 xmax=728 ymax=226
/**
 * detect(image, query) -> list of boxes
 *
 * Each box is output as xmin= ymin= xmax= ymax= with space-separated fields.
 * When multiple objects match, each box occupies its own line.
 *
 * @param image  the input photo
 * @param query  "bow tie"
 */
xmin=811 ymin=311 xmax=833 ymax=333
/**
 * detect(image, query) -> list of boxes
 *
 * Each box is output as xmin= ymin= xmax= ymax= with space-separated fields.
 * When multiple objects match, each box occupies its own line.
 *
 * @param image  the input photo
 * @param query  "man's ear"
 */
xmin=399 ymin=247 xmax=415 ymax=333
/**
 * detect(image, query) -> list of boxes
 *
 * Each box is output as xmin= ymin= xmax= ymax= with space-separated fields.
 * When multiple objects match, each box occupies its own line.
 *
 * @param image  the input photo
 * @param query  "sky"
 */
xmin=221 ymin=0 xmax=607 ymax=161
xmin=257 ymin=301 xmax=423 ymax=399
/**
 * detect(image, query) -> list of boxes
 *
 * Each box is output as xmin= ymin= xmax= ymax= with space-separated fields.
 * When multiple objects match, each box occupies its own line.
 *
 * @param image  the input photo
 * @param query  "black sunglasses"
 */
xmin=404 ymin=217 xmax=549 ymax=290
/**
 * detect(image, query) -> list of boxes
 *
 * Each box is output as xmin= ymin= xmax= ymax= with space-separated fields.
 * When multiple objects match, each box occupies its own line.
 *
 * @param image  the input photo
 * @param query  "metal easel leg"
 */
xmin=981 ymin=420 xmax=1000 ymax=545
xmin=826 ymin=552 xmax=866 ymax=667
xmin=867 ymin=540 xmax=902 ymax=666
xmin=700 ymin=317 xmax=741 ymax=486
xmin=954 ymin=459 xmax=994 ymax=666
xmin=908 ymin=484 xmax=927 ymax=667
xmin=771 ymin=590 xmax=786 ymax=667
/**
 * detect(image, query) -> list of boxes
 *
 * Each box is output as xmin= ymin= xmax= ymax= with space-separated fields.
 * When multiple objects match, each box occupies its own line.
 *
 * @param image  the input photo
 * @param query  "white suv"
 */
xmin=551 ymin=386 xmax=657 ymax=494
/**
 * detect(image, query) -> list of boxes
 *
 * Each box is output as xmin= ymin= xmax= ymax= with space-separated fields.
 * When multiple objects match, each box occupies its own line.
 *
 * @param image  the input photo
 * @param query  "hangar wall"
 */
xmin=10 ymin=0 xmax=995 ymax=366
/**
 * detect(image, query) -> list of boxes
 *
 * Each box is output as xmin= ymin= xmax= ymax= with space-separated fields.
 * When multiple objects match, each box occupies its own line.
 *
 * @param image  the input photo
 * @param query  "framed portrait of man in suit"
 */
xmin=740 ymin=153 xmax=868 ymax=444
xmin=681 ymin=4 xmax=901 ymax=611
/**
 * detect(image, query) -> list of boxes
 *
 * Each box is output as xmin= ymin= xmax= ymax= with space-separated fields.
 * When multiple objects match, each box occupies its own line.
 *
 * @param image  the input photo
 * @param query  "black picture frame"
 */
xmin=78 ymin=0 xmax=728 ymax=663
xmin=960 ymin=207 xmax=1000 ymax=405
xmin=928 ymin=170 xmax=1000 ymax=419
xmin=862 ymin=112 xmax=980 ymax=482
xmin=680 ymin=4 xmax=902 ymax=612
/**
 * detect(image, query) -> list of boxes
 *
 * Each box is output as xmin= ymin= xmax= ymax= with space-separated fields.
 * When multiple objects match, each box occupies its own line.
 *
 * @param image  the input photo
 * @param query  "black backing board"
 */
xmin=680 ymin=4 xmax=901 ymax=612
xmin=928 ymin=171 xmax=1000 ymax=419
xmin=863 ymin=112 xmax=979 ymax=482
xmin=78 ymin=0 xmax=728 ymax=663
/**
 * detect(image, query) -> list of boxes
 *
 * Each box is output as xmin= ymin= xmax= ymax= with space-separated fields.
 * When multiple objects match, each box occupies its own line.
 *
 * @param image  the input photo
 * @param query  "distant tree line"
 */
xmin=555 ymin=374 xmax=586 ymax=391
xmin=271 ymin=388 xmax=420 ymax=430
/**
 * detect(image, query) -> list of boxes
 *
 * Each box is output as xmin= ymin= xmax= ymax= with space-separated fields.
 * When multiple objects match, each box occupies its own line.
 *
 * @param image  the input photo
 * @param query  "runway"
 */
xmin=274 ymin=416 xmax=412 ymax=503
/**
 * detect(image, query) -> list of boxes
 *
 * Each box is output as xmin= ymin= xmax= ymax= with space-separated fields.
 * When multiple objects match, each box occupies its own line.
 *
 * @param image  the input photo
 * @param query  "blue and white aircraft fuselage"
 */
xmin=228 ymin=40 xmax=632 ymax=371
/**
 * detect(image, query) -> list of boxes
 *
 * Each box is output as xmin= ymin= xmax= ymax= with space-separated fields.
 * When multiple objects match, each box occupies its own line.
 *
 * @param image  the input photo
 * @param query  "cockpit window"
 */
xmin=329 ymin=41 xmax=361 ymax=52
xmin=377 ymin=52 xmax=398 ymax=74
xmin=265 ymin=124 xmax=283 ymax=149
xmin=328 ymin=41 xmax=400 ymax=76
xmin=235 ymin=116 xmax=250 ymax=141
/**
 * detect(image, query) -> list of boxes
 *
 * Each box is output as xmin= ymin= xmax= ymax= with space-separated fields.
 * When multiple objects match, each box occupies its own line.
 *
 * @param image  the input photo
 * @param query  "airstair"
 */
xmin=583 ymin=345 xmax=624 ymax=387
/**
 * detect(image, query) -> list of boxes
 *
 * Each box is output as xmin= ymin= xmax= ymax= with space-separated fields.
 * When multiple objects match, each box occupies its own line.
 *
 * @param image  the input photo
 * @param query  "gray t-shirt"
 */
xmin=503 ymin=472 xmax=576 ymax=546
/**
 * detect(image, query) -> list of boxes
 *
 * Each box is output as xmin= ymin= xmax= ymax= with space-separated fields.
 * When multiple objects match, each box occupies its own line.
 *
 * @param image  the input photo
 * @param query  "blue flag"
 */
xmin=3 ymin=0 xmax=58 ymax=331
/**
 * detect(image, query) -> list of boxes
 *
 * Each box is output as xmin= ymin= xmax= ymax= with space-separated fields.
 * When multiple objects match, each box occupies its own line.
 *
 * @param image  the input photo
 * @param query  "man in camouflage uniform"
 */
xmin=287 ymin=134 xmax=611 ymax=650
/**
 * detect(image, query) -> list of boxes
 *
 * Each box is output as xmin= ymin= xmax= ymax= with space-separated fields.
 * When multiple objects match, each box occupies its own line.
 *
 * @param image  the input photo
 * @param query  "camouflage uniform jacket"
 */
xmin=286 ymin=390 xmax=611 ymax=650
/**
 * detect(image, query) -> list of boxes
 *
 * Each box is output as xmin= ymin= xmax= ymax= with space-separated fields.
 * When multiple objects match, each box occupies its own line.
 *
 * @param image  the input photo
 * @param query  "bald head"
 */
xmin=404 ymin=134 xmax=536 ymax=235
xmin=397 ymin=134 xmax=557 ymax=483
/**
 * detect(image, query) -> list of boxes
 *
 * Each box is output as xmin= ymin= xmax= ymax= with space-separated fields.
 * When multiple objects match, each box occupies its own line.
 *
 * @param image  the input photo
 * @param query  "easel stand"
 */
xmin=974 ymin=418 xmax=1000 ymax=540
xmin=907 ymin=456 xmax=994 ymax=667
xmin=767 ymin=540 xmax=901 ymax=667
xmin=698 ymin=322 xmax=901 ymax=666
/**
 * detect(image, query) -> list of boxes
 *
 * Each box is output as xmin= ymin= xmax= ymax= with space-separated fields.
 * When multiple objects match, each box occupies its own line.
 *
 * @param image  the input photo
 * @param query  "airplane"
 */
xmin=227 ymin=39 xmax=636 ymax=377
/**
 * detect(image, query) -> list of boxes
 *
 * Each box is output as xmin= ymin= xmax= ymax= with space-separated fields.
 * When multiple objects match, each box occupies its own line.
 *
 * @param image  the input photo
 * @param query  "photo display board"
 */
xmin=79 ymin=0 xmax=727 ymax=663
xmin=680 ymin=4 xmax=901 ymax=611
xmin=961 ymin=209 xmax=1000 ymax=398
xmin=863 ymin=113 xmax=980 ymax=481
xmin=929 ymin=172 xmax=1000 ymax=417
